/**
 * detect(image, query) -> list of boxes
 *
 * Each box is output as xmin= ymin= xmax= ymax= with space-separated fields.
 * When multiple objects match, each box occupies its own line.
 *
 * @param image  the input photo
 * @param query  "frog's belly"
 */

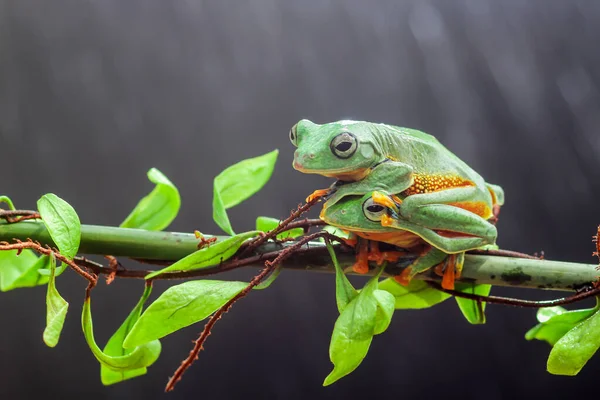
xmin=353 ymin=230 xmax=424 ymax=248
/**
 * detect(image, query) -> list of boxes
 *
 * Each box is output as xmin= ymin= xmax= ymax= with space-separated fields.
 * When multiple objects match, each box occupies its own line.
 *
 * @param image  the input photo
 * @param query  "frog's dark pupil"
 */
xmin=336 ymin=141 xmax=352 ymax=152
xmin=367 ymin=205 xmax=384 ymax=213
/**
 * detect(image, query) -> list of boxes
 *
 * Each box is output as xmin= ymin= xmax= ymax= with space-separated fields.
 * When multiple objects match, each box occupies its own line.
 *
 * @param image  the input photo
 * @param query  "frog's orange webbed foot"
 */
xmin=351 ymin=239 xmax=370 ymax=274
xmin=433 ymin=254 xmax=462 ymax=290
xmin=371 ymin=191 xmax=401 ymax=212
xmin=367 ymin=241 xmax=405 ymax=265
xmin=381 ymin=214 xmax=394 ymax=227
xmin=306 ymin=189 xmax=330 ymax=203
xmin=393 ymin=266 xmax=413 ymax=286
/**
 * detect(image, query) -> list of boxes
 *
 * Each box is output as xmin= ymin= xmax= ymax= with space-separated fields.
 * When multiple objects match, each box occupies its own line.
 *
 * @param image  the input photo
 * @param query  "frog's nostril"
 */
xmin=308 ymin=153 xmax=315 ymax=159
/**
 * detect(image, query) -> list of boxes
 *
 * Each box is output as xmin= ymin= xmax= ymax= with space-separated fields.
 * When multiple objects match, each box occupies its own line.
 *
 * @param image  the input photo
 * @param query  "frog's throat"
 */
xmin=295 ymin=166 xmax=370 ymax=182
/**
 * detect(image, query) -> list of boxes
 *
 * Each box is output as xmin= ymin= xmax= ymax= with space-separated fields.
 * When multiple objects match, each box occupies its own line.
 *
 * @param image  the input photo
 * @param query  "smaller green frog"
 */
xmin=320 ymin=189 xmax=498 ymax=289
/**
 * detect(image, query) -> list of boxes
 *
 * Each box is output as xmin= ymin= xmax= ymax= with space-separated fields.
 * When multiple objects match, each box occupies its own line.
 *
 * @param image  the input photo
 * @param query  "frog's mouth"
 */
xmin=293 ymin=162 xmax=370 ymax=181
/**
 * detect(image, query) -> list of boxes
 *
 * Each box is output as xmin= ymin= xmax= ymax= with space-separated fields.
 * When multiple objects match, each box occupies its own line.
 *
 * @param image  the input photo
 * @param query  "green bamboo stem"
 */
xmin=0 ymin=221 xmax=598 ymax=291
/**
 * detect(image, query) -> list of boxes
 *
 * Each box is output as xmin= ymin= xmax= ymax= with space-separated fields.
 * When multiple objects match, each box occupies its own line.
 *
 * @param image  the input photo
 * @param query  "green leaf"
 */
xmin=547 ymin=307 xmax=600 ymax=375
xmin=324 ymin=274 xmax=380 ymax=386
xmin=120 ymin=168 xmax=181 ymax=231
xmin=123 ymin=280 xmax=248 ymax=348
xmin=37 ymin=193 xmax=81 ymax=260
xmin=256 ymin=216 xmax=304 ymax=239
xmin=320 ymin=225 xmax=351 ymax=241
xmin=378 ymin=278 xmax=451 ymax=309
xmin=43 ymin=254 xmax=69 ymax=347
xmin=454 ymin=283 xmax=491 ymax=325
xmin=525 ymin=306 xmax=597 ymax=346
xmin=0 ymin=250 xmax=49 ymax=292
xmin=213 ymin=150 xmax=279 ymax=235
xmin=254 ymin=266 xmax=282 ymax=290
xmin=373 ymin=289 xmax=395 ymax=335
xmin=0 ymin=195 xmax=15 ymax=210
xmin=101 ymin=285 xmax=157 ymax=385
xmin=82 ymin=295 xmax=161 ymax=374
xmin=145 ymin=231 xmax=259 ymax=279
xmin=325 ymin=240 xmax=357 ymax=313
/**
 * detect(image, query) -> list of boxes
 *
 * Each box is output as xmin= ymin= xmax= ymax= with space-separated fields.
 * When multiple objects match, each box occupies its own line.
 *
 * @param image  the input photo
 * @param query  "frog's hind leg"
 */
xmin=352 ymin=239 xmax=407 ymax=274
xmin=367 ymin=241 xmax=406 ymax=266
xmin=393 ymin=187 xmax=498 ymax=251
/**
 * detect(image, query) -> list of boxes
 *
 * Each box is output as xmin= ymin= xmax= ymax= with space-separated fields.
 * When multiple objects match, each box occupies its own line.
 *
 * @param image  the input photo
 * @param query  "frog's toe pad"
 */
xmin=393 ymin=267 xmax=413 ymax=286
xmin=306 ymin=189 xmax=330 ymax=203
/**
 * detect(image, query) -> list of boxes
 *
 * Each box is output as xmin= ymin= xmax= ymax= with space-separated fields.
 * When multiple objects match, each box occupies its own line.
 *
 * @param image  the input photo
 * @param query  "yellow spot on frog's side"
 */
xmin=402 ymin=174 xmax=474 ymax=196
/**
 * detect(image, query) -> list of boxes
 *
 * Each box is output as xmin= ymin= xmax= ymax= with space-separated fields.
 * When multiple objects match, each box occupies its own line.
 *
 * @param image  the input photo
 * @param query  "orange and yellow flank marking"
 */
xmin=403 ymin=174 xmax=474 ymax=196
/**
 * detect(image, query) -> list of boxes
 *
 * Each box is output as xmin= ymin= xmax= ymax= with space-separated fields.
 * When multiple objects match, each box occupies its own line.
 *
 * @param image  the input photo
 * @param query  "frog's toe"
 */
xmin=306 ymin=188 xmax=330 ymax=203
xmin=393 ymin=266 xmax=413 ymax=286
xmin=352 ymin=259 xmax=370 ymax=274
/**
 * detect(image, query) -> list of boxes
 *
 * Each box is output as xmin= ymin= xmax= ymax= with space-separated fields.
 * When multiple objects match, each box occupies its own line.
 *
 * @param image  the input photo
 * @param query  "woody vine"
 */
xmin=1 ymin=149 xmax=599 ymax=392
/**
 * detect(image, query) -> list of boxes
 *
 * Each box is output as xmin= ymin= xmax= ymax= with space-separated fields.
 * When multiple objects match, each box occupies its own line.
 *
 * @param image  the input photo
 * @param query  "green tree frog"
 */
xmin=290 ymin=119 xmax=504 ymax=289
xmin=320 ymin=190 xmax=498 ymax=289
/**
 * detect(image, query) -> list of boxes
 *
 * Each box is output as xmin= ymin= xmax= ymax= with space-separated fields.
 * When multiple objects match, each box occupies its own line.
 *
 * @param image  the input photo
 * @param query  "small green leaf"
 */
xmin=43 ymin=254 xmax=69 ymax=347
xmin=373 ymin=289 xmax=395 ymax=335
xmin=525 ymin=306 xmax=597 ymax=346
xmin=37 ymin=193 xmax=80 ymax=260
xmin=454 ymin=283 xmax=491 ymax=325
xmin=82 ymin=296 xmax=161 ymax=373
xmin=325 ymin=240 xmax=357 ymax=313
xmin=0 ymin=195 xmax=15 ymax=210
xmin=320 ymin=225 xmax=351 ymax=241
xmin=36 ymin=262 xmax=67 ymax=277
xmin=120 ymin=168 xmax=181 ymax=231
xmin=0 ymin=250 xmax=49 ymax=292
xmin=213 ymin=150 xmax=279 ymax=235
xmin=547 ymin=307 xmax=600 ymax=375
xmin=378 ymin=278 xmax=451 ymax=309
xmin=254 ymin=266 xmax=282 ymax=290
xmin=101 ymin=285 xmax=157 ymax=385
xmin=256 ymin=216 xmax=304 ymax=239
xmin=324 ymin=274 xmax=380 ymax=386
xmin=145 ymin=231 xmax=259 ymax=279
xmin=537 ymin=306 xmax=568 ymax=323
xmin=123 ymin=280 xmax=248 ymax=348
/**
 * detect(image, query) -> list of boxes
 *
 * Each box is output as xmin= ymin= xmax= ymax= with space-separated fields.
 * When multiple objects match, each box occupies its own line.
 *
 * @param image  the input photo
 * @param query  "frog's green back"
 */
xmin=373 ymin=123 xmax=489 ymax=190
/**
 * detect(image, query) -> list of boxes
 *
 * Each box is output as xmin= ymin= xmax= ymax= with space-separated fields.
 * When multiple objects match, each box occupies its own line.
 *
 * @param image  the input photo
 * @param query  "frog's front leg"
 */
xmin=351 ymin=238 xmax=407 ymax=274
xmin=305 ymin=180 xmax=345 ymax=202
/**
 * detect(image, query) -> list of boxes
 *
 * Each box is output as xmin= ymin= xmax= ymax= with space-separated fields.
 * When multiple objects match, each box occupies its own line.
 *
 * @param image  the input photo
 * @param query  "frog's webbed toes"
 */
xmin=371 ymin=191 xmax=400 ymax=212
xmin=306 ymin=188 xmax=331 ymax=203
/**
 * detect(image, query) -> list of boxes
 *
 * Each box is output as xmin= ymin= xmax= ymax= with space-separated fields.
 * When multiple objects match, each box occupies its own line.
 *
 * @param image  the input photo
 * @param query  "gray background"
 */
xmin=1 ymin=1 xmax=600 ymax=399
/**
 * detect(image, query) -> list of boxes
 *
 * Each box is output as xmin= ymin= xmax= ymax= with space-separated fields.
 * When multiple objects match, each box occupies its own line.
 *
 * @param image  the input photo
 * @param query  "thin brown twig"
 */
xmin=239 ymin=197 xmax=321 ymax=257
xmin=0 ymin=209 xmax=41 ymax=223
xmin=0 ymin=239 xmax=97 ymax=283
xmin=427 ymin=281 xmax=600 ymax=308
xmin=164 ymin=231 xmax=339 ymax=392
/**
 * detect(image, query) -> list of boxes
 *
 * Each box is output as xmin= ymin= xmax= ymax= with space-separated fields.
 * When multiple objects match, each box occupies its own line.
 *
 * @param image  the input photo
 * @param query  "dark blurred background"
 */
xmin=1 ymin=0 xmax=600 ymax=399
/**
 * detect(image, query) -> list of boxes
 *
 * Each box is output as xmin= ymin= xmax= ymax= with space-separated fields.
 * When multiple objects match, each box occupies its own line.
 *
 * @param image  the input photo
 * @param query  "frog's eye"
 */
xmin=289 ymin=124 xmax=298 ymax=147
xmin=330 ymin=132 xmax=358 ymax=159
xmin=362 ymin=197 xmax=386 ymax=222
